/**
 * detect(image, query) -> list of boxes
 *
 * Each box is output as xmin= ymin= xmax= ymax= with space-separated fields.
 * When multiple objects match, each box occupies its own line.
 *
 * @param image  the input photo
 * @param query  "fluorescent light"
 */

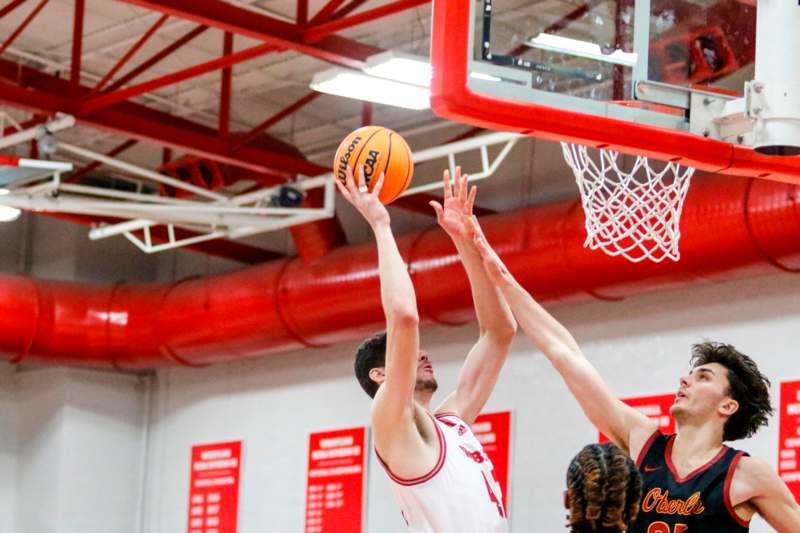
xmin=0 ymin=189 xmax=20 ymax=222
xmin=470 ymin=72 xmax=502 ymax=82
xmin=364 ymin=51 xmax=432 ymax=88
xmin=310 ymin=68 xmax=430 ymax=110
xmin=526 ymin=33 xmax=638 ymax=67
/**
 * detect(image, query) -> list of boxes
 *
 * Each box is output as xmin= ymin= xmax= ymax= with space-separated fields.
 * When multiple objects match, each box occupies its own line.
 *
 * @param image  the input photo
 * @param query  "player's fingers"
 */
xmin=467 ymin=185 xmax=477 ymax=212
xmin=344 ymin=166 xmax=358 ymax=195
xmin=356 ymin=165 xmax=367 ymax=192
xmin=429 ymin=201 xmax=444 ymax=224
xmin=372 ymin=172 xmax=385 ymax=198
xmin=442 ymin=169 xmax=452 ymax=199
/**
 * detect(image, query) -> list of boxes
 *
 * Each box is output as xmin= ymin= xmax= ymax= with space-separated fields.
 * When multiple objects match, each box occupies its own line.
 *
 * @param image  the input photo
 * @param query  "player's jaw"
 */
xmin=415 ymin=351 xmax=438 ymax=393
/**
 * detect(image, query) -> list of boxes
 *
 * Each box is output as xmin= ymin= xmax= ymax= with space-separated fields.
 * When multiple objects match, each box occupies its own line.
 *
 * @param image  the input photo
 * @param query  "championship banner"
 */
xmin=187 ymin=440 xmax=242 ymax=533
xmin=473 ymin=411 xmax=513 ymax=511
xmin=599 ymin=394 xmax=676 ymax=443
xmin=304 ymin=426 xmax=368 ymax=533
xmin=778 ymin=381 xmax=800 ymax=501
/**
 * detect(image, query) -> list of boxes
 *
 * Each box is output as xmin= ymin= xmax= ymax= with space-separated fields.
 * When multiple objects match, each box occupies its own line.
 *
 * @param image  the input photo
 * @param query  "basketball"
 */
xmin=333 ymin=126 xmax=413 ymax=204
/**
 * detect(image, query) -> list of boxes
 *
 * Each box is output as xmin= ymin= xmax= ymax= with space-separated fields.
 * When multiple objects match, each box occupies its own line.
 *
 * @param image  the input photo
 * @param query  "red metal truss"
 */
xmin=297 ymin=0 xmax=309 ymax=25
xmin=231 ymin=92 xmax=322 ymax=152
xmin=0 ymin=0 xmax=49 ymax=55
xmin=219 ymin=32 xmax=234 ymax=137
xmin=114 ymin=0 xmax=381 ymax=69
xmin=304 ymin=0 xmax=431 ymax=43
xmin=311 ymin=0 xmax=349 ymax=24
xmin=92 ymin=13 xmax=169 ymax=94
xmin=0 ymin=58 xmax=326 ymax=177
xmin=0 ymin=0 xmax=27 ymax=20
xmin=102 ymin=24 xmax=210 ymax=94
xmin=70 ymin=0 xmax=85 ymax=93
xmin=81 ymin=41 xmax=278 ymax=114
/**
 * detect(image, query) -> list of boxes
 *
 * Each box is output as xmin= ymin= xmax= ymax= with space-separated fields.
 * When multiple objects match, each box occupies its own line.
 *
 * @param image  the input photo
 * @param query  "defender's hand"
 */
xmin=429 ymin=166 xmax=477 ymax=242
xmin=336 ymin=165 xmax=390 ymax=228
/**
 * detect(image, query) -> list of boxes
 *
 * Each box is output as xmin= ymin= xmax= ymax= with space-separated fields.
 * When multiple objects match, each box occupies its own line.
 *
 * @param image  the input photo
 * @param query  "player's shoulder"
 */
xmin=731 ymin=454 xmax=784 ymax=497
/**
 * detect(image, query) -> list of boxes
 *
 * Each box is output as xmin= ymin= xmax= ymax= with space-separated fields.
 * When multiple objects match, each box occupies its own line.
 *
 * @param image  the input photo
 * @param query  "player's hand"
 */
xmin=336 ymin=165 xmax=390 ymax=229
xmin=429 ymin=166 xmax=477 ymax=243
xmin=469 ymin=216 xmax=514 ymax=286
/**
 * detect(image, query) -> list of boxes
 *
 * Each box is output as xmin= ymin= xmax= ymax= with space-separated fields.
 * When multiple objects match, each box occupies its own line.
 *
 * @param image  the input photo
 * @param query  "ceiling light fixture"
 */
xmin=310 ymin=68 xmax=431 ymax=110
xmin=526 ymin=33 xmax=638 ymax=67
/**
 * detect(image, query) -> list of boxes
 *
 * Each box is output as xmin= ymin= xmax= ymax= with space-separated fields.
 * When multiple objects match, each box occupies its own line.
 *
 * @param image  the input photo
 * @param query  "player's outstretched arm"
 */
xmin=469 ymin=219 xmax=656 ymax=454
xmin=336 ymin=168 xmax=420 ymax=449
xmin=734 ymin=456 xmax=800 ymax=532
xmin=430 ymin=167 xmax=517 ymax=424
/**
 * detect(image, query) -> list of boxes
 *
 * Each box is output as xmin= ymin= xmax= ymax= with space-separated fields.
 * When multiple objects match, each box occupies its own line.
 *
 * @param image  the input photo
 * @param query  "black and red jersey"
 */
xmin=630 ymin=431 xmax=750 ymax=533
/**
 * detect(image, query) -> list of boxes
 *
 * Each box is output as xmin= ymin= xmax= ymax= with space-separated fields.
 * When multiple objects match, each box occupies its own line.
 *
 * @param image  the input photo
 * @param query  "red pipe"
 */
xmin=1 ymin=175 xmax=799 ymax=370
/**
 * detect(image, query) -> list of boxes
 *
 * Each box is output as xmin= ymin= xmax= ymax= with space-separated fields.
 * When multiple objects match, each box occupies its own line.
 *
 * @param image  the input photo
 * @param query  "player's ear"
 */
xmin=369 ymin=367 xmax=386 ymax=385
xmin=563 ymin=489 xmax=570 ymax=509
xmin=719 ymin=397 xmax=739 ymax=417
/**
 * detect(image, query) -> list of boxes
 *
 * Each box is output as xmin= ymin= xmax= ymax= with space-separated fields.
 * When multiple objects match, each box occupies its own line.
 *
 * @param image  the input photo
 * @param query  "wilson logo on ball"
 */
xmin=333 ymin=126 xmax=414 ymax=205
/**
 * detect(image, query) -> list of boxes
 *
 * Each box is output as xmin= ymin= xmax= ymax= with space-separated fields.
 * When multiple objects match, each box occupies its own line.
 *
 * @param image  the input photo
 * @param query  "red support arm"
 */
xmin=297 ymin=0 xmax=309 ymax=24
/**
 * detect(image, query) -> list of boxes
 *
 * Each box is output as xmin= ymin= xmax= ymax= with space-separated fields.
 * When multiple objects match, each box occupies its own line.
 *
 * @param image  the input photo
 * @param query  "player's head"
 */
xmin=353 ymin=331 xmax=438 ymax=399
xmin=670 ymin=341 xmax=773 ymax=441
xmin=565 ymin=442 xmax=643 ymax=533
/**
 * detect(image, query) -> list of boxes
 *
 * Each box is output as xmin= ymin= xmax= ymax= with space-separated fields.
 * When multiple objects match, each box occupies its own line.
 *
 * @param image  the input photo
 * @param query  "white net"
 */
xmin=560 ymin=142 xmax=696 ymax=263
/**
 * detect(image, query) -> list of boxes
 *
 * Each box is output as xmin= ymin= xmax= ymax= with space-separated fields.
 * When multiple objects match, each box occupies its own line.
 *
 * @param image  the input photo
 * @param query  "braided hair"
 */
xmin=566 ymin=443 xmax=643 ymax=533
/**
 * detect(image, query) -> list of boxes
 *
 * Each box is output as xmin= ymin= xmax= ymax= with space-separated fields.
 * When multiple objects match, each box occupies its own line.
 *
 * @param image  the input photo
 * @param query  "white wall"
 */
xmin=141 ymin=271 xmax=800 ymax=533
xmin=8 ymin=367 xmax=145 ymax=533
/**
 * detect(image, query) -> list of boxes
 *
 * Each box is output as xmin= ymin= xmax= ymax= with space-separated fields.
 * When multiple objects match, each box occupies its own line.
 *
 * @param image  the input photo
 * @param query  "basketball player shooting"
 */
xmin=467 ymin=221 xmax=800 ymax=532
xmin=336 ymin=165 xmax=516 ymax=532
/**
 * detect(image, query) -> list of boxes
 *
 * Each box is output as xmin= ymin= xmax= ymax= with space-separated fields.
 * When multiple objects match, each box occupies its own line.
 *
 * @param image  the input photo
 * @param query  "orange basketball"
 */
xmin=333 ymin=126 xmax=413 ymax=204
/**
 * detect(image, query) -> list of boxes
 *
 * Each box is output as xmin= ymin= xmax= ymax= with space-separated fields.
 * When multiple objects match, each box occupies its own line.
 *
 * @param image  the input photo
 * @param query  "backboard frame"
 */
xmin=430 ymin=0 xmax=800 ymax=184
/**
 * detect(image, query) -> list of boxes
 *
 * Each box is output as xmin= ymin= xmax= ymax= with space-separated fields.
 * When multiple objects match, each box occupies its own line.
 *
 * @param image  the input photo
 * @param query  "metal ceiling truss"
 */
xmin=0 ymin=0 xmax=449 ymax=260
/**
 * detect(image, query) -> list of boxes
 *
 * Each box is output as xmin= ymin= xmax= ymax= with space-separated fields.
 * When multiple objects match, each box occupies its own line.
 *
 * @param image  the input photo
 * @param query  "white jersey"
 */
xmin=375 ymin=411 xmax=508 ymax=533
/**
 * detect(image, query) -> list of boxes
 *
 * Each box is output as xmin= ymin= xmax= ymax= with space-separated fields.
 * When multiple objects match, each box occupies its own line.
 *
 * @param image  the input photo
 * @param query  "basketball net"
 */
xmin=560 ymin=142 xmax=696 ymax=263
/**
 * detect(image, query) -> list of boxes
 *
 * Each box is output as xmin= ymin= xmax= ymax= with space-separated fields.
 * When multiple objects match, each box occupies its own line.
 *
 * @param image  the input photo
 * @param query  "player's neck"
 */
xmin=413 ymin=390 xmax=434 ymax=410
xmin=673 ymin=422 xmax=725 ymax=463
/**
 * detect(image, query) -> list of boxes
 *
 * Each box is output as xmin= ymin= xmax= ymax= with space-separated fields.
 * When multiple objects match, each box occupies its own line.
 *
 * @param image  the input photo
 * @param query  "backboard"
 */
xmin=431 ymin=0 xmax=800 ymax=184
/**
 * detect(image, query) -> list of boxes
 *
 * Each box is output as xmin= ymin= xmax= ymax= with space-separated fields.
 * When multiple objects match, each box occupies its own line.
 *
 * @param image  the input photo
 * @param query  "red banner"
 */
xmin=473 ymin=411 xmax=512 ymax=511
xmin=599 ymin=394 xmax=676 ymax=443
xmin=304 ymin=426 xmax=368 ymax=533
xmin=187 ymin=440 xmax=242 ymax=533
xmin=779 ymin=381 xmax=800 ymax=501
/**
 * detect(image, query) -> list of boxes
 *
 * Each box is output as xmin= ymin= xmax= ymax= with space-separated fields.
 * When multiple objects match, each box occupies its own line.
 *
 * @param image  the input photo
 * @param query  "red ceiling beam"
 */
xmin=332 ymin=0 xmax=369 ymax=19
xmin=114 ymin=0 xmax=382 ymax=69
xmin=92 ymin=13 xmax=169 ymax=94
xmin=219 ymin=32 xmax=233 ymax=137
xmin=0 ymin=59 xmax=326 ymax=177
xmin=103 ymin=24 xmax=209 ymax=94
xmin=297 ymin=0 xmax=309 ymax=25
xmin=0 ymin=0 xmax=27 ymax=20
xmin=311 ymin=0 xmax=348 ymax=24
xmin=0 ymin=0 xmax=49 ymax=55
xmin=304 ymin=0 xmax=431 ymax=43
xmin=70 ymin=0 xmax=85 ymax=93
xmin=82 ymin=42 xmax=277 ymax=114
xmin=231 ymin=92 xmax=321 ymax=152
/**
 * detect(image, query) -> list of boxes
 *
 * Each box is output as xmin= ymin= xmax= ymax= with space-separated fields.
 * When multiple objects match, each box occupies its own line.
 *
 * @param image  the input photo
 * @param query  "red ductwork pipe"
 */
xmin=1 ymin=174 xmax=799 ymax=370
